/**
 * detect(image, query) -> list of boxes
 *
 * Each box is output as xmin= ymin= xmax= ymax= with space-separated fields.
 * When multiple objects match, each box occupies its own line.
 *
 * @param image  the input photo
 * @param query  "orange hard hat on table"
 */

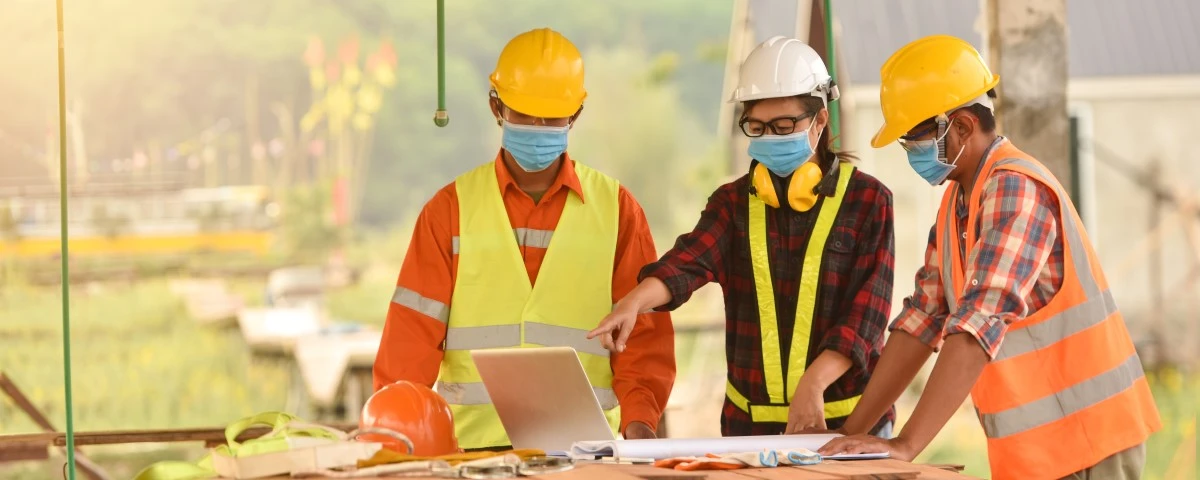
xmin=359 ymin=381 xmax=459 ymax=456
xmin=489 ymin=27 xmax=586 ymax=118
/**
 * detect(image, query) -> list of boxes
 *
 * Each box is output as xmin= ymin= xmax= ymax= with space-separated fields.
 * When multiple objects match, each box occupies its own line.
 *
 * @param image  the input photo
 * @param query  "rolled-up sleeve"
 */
xmin=944 ymin=172 xmax=1058 ymax=358
xmin=610 ymin=187 xmax=676 ymax=432
xmin=820 ymin=183 xmax=894 ymax=371
xmin=889 ymin=225 xmax=952 ymax=350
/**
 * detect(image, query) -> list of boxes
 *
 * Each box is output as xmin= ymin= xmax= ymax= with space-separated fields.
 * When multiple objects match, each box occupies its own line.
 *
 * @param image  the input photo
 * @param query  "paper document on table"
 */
xmin=569 ymin=434 xmax=888 ymax=460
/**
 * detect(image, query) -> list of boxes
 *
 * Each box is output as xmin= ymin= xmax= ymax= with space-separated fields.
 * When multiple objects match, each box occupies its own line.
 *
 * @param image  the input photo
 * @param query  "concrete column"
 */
xmin=986 ymin=0 xmax=1072 ymax=194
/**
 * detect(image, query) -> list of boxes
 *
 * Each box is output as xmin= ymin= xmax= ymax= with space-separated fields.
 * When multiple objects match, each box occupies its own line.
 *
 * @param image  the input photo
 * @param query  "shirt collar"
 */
xmin=493 ymin=150 xmax=586 ymax=203
xmin=956 ymin=136 xmax=1009 ymax=217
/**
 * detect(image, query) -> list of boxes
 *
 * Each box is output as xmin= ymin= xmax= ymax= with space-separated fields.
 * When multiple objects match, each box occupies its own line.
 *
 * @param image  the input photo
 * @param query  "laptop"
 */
xmin=470 ymin=346 xmax=617 ymax=453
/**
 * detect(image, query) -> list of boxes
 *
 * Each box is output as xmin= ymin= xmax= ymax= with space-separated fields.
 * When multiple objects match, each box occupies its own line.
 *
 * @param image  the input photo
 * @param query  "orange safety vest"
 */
xmin=935 ymin=139 xmax=1161 ymax=480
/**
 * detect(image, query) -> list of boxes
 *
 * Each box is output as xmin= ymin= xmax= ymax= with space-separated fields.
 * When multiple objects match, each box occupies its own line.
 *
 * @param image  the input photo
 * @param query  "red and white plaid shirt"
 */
xmin=890 ymin=142 xmax=1066 ymax=358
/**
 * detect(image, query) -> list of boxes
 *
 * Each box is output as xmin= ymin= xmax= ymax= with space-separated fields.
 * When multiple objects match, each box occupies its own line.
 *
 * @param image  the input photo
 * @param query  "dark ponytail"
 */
xmin=796 ymin=95 xmax=856 ymax=196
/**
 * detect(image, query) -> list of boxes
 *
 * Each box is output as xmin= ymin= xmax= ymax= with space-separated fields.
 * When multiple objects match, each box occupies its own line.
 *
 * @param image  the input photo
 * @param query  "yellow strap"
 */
xmin=747 ymin=162 xmax=856 ymax=414
xmin=133 ymin=412 xmax=343 ymax=480
xmin=786 ymin=162 xmax=855 ymax=400
xmin=748 ymin=193 xmax=784 ymax=404
xmin=357 ymin=448 xmax=546 ymax=468
xmin=726 ymin=380 xmax=862 ymax=423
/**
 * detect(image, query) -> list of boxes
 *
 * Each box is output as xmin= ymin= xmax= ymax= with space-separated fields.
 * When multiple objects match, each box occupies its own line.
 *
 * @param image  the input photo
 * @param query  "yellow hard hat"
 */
xmin=489 ymin=28 xmax=586 ymax=118
xmin=871 ymin=35 xmax=1000 ymax=148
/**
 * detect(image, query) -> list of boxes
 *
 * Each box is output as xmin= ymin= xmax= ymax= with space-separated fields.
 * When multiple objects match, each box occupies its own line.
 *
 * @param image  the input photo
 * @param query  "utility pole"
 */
xmin=719 ymin=0 xmax=753 ymax=176
xmin=985 ymin=0 xmax=1072 ymax=197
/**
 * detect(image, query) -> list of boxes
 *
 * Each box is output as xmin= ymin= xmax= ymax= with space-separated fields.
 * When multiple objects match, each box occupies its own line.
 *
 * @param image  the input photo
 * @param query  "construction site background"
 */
xmin=0 ymin=1 xmax=1196 ymax=479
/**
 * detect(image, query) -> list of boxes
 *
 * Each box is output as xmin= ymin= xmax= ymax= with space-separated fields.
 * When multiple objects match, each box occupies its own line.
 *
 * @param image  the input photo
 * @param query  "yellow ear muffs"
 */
xmin=751 ymin=163 xmax=781 ymax=208
xmin=786 ymin=162 xmax=824 ymax=211
xmin=751 ymin=161 xmax=824 ymax=212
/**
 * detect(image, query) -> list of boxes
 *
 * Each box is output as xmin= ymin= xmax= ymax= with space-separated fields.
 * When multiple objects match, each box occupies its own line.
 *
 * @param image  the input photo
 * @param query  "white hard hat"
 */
xmin=730 ymin=36 xmax=839 ymax=105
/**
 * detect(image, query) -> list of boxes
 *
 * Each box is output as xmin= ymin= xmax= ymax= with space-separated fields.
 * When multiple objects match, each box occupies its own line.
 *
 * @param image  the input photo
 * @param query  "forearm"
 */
xmin=841 ymin=331 xmax=932 ymax=434
xmin=372 ymin=306 xmax=447 ymax=391
xmin=894 ymin=333 xmax=988 ymax=455
xmin=618 ymin=276 xmax=672 ymax=313
xmin=611 ymin=310 xmax=676 ymax=431
xmin=797 ymin=350 xmax=852 ymax=394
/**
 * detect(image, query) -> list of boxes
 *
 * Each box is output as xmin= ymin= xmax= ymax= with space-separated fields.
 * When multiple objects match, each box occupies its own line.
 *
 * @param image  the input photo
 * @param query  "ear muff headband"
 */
xmin=750 ymin=159 xmax=836 ymax=212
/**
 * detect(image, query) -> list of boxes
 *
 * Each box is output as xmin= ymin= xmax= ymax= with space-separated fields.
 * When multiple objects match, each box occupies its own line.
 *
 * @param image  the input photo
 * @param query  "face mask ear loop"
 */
xmin=810 ymin=120 xmax=841 ymax=198
xmin=935 ymin=116 xmax=950 ymax=163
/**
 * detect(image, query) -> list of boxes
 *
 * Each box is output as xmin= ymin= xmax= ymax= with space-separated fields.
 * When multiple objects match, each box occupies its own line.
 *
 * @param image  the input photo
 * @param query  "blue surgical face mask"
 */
xmin=747 ymin=124 xmax=820 ymax=177
xmin=903 ymin=120 xmax=965 ymax=185
xmin=501 ymin=121 xmax=570 ymax=172
xmin=904 ymin=140 xmax=955 ymax=185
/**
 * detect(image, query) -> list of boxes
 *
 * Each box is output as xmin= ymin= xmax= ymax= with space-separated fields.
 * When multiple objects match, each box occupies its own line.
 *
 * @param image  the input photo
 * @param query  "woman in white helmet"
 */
xmin=590 ymin=37 xmax=897 ymax=437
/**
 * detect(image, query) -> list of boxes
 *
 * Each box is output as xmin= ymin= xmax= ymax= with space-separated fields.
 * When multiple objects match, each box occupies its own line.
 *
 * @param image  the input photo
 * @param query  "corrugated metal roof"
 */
xmin=831 ymin=0 xmax=1200 ymax=84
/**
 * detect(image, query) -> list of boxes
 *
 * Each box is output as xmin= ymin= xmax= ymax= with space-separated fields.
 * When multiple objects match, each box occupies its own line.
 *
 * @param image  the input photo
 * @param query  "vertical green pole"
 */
xmin=55 ymin=0 xmax=78 ymax=479
xmin=433 ymin=0 xmax=449 ymax=127
xmin=823 ymin=0 xmax=840 ymax=149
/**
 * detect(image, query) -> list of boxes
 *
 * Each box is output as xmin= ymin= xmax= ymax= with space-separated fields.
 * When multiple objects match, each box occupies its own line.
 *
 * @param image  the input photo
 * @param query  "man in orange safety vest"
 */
xmin=818 ymin=35 xmax=1161 ymax=480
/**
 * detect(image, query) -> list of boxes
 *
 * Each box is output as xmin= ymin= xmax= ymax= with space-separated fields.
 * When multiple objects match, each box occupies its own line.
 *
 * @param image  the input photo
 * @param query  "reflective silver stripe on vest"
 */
xmin=979 ymin=353 xmax=1145 ymax=438
xmin=392 ymin=287 xmax=450 ymax=324
xmin=436 ymin=381 xmax=619 ymax=410
xmin=994 ymin=289 xmax=1117 ymax=361
xmin=992 ymin=157 xmax=1100 ymax=298
xmin=524 ymin=322 xmax=611 ymax=358
xmin=444 ymin=325 xmax=521 ymax=351
xmin=450 ymin=228 xmax=555 ymax=255
xmin=513 ymin=228 xmax=554 ymax=249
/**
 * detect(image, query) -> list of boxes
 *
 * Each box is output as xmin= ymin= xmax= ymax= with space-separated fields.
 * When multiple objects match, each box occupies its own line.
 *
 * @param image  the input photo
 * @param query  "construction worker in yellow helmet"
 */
xmin=373 ymin=28 xmax=676 ymax=450
xmin=818 ymin=35 xmax=1161 ymax=480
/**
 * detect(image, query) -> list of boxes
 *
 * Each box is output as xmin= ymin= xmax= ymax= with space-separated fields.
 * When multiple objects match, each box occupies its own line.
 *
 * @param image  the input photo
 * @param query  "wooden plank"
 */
xmin=45 ymin=423 xmax=357 ymax=447
xmin=0 ymin=372 xmax=111 ymax=480
xmin=0 ymin=444 xmax=50 ymax=463
xmin=792 ymin=460 xmax=921 ymax=480
xmin=209 ymin=461 xmax=975 ymax=480
xmin=731 ymin=467 xmax=843 ymax=480
xmin=862 ymin=460 xmax=977 ymax=479
xmin=587 ymin=464 xmax=709 ymax=479
xmin=0 ymin=433 xmax=57 ymax=448
xmin=924 ymin=464 xmax=966 ymax=473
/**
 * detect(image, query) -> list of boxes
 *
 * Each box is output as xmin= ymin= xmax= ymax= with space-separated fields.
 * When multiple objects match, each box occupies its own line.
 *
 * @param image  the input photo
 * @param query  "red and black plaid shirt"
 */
xmin=640 ymin=166 xmax=897 ymax=436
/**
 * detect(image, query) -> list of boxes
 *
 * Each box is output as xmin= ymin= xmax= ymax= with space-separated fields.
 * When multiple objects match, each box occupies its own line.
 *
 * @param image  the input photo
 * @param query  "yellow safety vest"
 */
xmin=437 ymin=160 xmax=622 ymax=449
xmin=726 ymin=161 xmax=862 ymax=423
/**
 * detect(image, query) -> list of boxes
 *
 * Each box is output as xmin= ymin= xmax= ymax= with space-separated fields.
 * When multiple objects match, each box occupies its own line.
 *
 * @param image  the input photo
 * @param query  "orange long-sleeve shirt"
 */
xmin=373 ymin=152 xmax=676 ymax=432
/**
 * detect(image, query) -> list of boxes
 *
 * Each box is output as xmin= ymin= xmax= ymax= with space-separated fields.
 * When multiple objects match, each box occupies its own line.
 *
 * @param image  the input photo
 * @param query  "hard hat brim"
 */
xmin=870 ymin=122 xmax=906 ymax=149
xmin=495 ymin=88 xmax=585 ymax=119
xmin=870 ymin=77 xmax=1000 ymax=149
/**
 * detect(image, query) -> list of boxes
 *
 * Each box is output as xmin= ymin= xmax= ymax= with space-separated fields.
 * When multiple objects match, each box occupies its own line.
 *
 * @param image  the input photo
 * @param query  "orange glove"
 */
xmin=653 ymin=449 xmax=822 ymax=471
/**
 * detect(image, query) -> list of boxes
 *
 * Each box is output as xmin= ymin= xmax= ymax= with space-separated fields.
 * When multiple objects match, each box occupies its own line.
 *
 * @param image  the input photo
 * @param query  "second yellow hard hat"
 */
xmin=871 ymin=35 xmax=999 ymax=148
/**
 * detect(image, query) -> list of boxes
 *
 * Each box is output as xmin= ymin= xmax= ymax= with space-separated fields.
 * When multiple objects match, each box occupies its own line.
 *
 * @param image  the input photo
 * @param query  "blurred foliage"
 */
xmin=0 ymin=204 xmax=19 ymax=242
xmin=278 ymin=182 xmax=345 ymax=261
xmin=0 ymin=0 xmax=734 ymax=236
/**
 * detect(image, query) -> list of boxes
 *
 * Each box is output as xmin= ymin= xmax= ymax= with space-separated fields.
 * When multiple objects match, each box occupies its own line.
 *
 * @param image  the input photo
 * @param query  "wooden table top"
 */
xmin=237 ymin=460 xmax=976 ymax=479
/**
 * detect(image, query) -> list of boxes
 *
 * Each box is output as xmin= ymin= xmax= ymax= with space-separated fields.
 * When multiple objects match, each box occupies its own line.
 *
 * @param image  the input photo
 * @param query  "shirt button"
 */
xmin=971 ymin=279 xmax=979 ymax=286
xmin=961 ymin=232 xmax=967 ymax=239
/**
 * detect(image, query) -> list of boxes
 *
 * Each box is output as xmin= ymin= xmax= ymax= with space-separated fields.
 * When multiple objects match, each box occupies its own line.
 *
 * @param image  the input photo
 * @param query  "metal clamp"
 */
xmin=518 ymin=456 xmax=575 ymax=476
xmin=459 ymin=464 xmax=519 ymax=479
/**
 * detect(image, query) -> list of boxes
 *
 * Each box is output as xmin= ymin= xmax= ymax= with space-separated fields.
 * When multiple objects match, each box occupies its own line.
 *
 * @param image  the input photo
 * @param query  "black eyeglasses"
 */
xmin=739 ymin=112 xmax=816 ymax=137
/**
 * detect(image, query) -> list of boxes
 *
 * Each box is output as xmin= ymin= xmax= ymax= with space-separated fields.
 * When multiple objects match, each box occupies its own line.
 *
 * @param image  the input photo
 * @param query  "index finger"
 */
xmin=587 ymin=319 xmax=616 ymax=339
